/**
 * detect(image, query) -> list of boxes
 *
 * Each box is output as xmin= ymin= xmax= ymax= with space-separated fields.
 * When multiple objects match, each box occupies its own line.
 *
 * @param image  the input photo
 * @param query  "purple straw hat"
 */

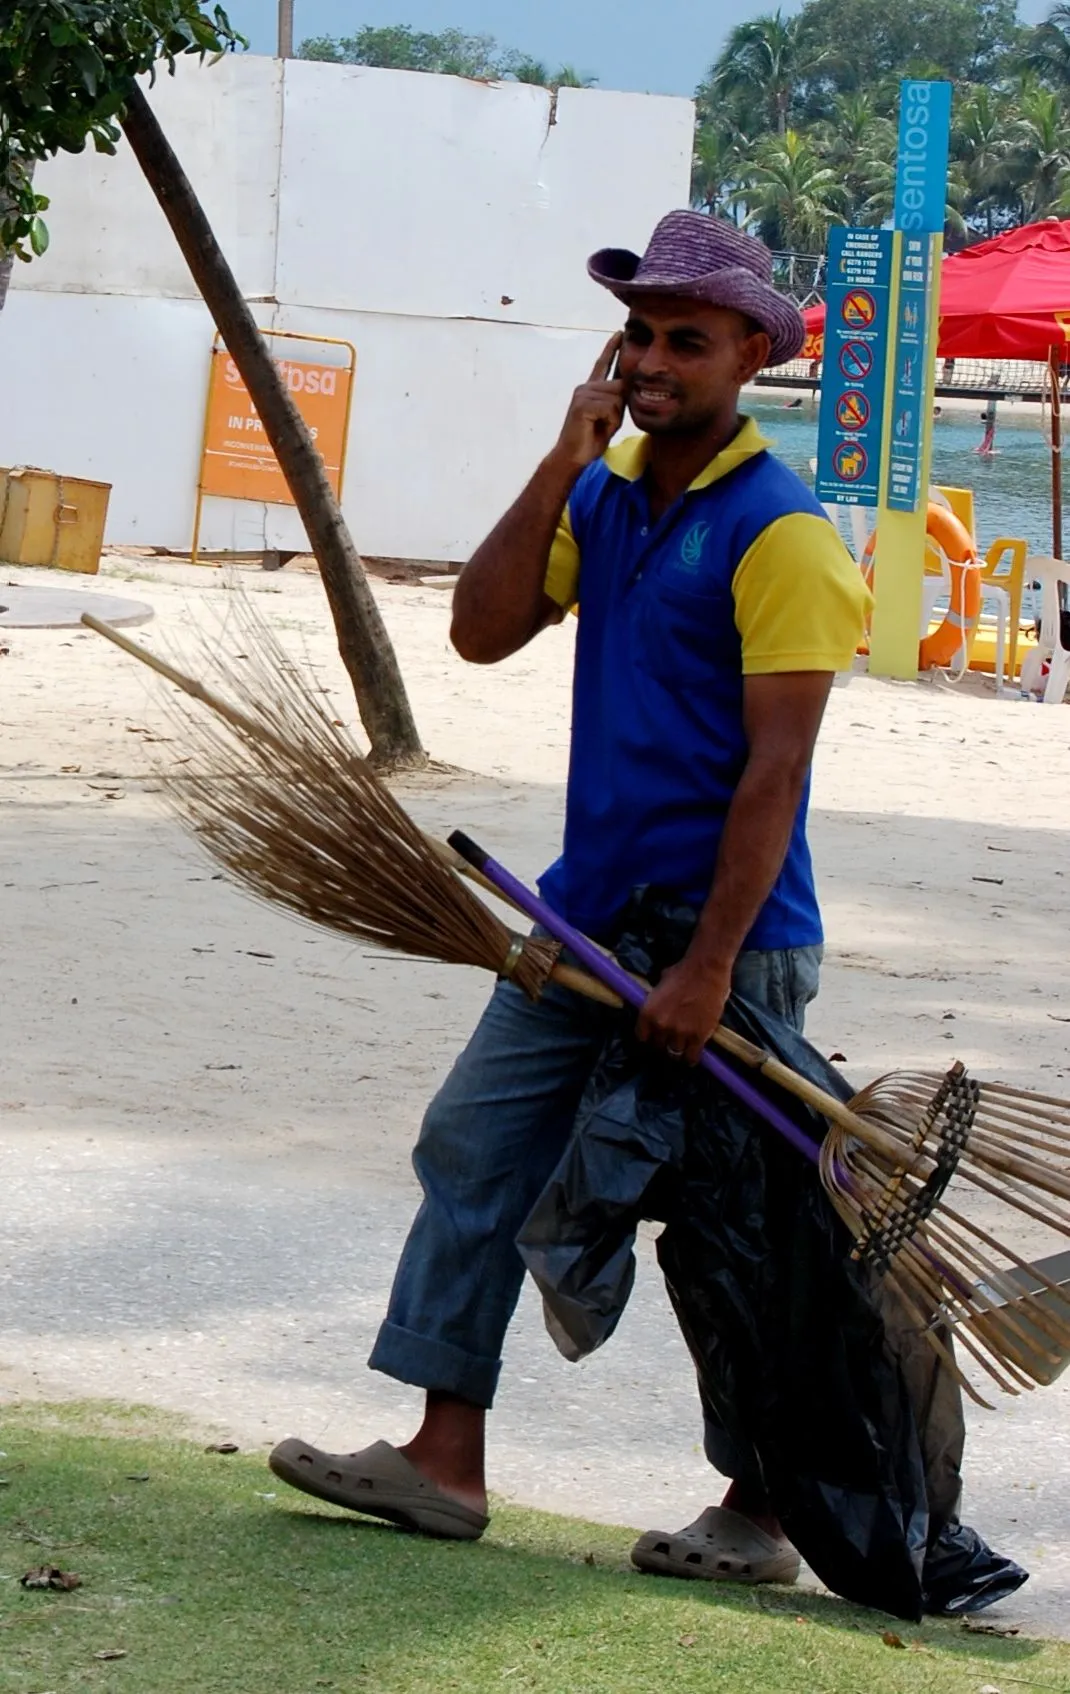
xmin=588 ymin=210 xmax=805 ymax=367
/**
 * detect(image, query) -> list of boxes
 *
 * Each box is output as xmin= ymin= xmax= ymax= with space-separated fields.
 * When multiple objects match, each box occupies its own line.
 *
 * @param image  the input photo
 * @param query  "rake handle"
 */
xmin=433 ymin=836 xmax=883 ymax=1141
xmin=448 ymin=831 xmax=825 ymax=1170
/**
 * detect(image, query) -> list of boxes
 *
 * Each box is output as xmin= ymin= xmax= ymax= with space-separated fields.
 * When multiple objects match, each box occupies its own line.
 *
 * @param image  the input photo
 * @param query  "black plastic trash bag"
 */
xmin=923 ymin=1521 xmax=1028 ymax=1615
xmin=518 ymin=896 xmax=1027 ymax=1620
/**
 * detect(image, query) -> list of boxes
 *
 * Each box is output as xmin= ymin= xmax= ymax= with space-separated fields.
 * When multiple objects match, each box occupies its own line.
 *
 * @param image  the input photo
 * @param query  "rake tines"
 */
xmin=820 ymin=1065 xmax=1070 ymax=1403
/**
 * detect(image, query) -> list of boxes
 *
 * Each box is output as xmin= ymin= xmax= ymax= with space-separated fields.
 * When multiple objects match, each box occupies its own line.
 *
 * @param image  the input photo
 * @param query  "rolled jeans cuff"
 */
xmin=368 ymin=1319 xmax=501 ymax=1410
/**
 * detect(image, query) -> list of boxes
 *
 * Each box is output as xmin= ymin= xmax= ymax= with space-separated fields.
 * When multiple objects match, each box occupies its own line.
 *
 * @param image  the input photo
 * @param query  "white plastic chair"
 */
xmin=810 ymin=457 xmax=873 ymax=562
xmin=1021 ymin=557 xmax=1070 ymax=704
xmin=916 ymin=490 xmax=954 ymax=636
xmin=816 ymin=497 xmax=873 ymax=563
xmin=921 ymin=547 xmax=952 ymax=633
xmin=847 ymin=506 xmax=872 ymax=562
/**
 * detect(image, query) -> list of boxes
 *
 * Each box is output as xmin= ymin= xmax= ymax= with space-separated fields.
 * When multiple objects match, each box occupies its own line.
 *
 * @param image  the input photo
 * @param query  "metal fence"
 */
xmin=769 ymin=250 xmax=827 ymax=309
xmin=760 ymin=251 xmax=1063 ymax=398
xmin=758 ymin=355 xmax=1061 ymax=398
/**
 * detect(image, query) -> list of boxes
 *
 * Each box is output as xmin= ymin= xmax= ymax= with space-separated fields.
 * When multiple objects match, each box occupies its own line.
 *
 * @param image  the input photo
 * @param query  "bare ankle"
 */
xmin=399 ymin=1393 xmax=487 ymax=1510
xmin=721 ymin=1480 xmax=784 ymax=1540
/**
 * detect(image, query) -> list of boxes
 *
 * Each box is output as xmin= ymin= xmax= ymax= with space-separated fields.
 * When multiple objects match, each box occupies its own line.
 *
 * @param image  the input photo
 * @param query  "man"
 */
xmin=270 ymin=212 xmax=871 ymax=1584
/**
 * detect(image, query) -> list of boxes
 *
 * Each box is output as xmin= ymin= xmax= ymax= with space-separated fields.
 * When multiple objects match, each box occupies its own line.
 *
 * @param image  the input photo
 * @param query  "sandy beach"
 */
xmin=2 ymin=553 xmax=1070 ymax=1631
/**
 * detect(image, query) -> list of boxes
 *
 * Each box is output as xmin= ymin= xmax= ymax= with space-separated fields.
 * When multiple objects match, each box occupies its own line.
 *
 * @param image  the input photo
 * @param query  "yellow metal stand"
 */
xmin=191 ymin=327 xmax=357 ymax=565
xmin=868 ymin=233 xmax=944 ymax=679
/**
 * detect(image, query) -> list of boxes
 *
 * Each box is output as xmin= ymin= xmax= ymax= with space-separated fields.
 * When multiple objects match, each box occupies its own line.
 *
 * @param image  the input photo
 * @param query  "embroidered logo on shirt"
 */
xmin=678 ymin=521 xmax=710 ymax=573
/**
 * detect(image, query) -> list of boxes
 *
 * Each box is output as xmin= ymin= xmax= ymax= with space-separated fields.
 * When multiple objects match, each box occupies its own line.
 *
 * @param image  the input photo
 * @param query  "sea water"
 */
xmin=750 ymin=397 xmax=1059 ymax=557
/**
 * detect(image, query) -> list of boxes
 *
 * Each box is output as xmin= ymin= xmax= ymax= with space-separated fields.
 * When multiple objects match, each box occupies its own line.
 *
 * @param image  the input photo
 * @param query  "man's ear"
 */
xmin=738 ymin=331 xmax=772 ymax=384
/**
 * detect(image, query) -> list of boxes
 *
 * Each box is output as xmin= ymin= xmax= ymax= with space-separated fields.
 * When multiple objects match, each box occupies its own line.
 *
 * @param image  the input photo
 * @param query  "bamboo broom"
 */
xmin=80 ymin=612 xmax=559 ymax=1003
xmin=82 ymin=610 xmax=1070 ymax=1403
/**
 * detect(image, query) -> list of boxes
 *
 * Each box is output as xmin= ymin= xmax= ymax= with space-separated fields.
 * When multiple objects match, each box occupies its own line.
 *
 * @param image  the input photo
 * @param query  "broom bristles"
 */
xmin=86 ymin=600 xmax=559 ymax=1004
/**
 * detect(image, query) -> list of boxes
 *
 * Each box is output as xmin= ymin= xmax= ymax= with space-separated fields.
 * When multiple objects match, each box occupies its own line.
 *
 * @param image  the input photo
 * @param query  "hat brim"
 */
xmin=587 ymin=247 xmax=805 ymax=367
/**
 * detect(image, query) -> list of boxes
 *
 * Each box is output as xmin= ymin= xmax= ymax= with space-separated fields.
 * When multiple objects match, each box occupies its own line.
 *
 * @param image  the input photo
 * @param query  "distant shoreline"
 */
xmin=745 ymin=383 xmax=1045 ymax=420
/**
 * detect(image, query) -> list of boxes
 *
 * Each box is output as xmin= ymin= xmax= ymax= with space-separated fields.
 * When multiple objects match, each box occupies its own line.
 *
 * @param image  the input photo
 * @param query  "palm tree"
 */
xmin=952 ymin=86 xmax=1015 ymax=238
xmin=551 ymin=65 xmax=597 ymax=88
xmin=701 ymin=11 xmax=808 ymax=137
xmin=856 ymin=148 xmax=968 ymax=242
xmin=507 ymin=54 xmax=551 ymax=84
xmin=1020 ymin=3 xmax=1070 ymax=92
xmin=1009 ymin=82 xmax=1070 ymax=217
xmin=743 ymin=129 xmax=846 ymax=251
xmin=812 ymin=91 xmax=896 ymax=224
xmin=505 ymin=55 xmax=597 ymax=89
xmin=691 ymin=123 xmax=746 ymax=220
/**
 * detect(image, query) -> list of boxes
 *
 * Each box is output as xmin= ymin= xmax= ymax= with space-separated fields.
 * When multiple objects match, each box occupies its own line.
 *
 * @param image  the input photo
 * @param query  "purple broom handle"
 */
xmin=449 ymin=836 xmax=973 ymax=1309
xmin=447 ymin=832 xmax=823 ymax=1169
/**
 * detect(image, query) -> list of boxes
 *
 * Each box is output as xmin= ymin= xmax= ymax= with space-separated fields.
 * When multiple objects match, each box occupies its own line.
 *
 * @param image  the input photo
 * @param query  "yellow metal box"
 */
xmin=0 ymin=466 xmax=111 ymax=574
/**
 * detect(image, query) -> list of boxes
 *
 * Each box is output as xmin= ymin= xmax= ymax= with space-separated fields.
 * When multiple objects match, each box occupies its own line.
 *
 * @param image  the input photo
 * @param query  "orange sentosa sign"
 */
xmin=200 ymin=343 xmax=354 ymax=506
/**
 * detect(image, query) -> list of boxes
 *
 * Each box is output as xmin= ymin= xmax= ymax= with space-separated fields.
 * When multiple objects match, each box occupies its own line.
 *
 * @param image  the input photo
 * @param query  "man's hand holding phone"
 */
xmin=551 ymin=332 xmax=625 ymax=473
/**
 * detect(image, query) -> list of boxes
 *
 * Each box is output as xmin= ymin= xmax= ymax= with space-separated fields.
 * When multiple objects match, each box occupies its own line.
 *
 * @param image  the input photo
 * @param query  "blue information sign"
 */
xmin=894 ymin=81 xmax=952 ymax=234
xmin=815 ymin=227 xmax=893 ymax=508
xmin=886 ymin=234 xmax=935 ymax=513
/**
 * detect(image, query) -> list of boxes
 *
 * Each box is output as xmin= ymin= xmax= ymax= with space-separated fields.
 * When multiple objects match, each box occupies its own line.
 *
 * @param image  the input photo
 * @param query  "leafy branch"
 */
xmin=0 ymin=1 xmax=244 ymax=260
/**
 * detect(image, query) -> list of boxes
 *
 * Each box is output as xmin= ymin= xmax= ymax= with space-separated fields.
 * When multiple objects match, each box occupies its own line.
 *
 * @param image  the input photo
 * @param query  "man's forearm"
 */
xmin=687 ymin=756 xmax=809 ymax=973
xmin=451 ymin=449 xmax=580 ymax=664
xmin=635 ymin=670 xmax=832 ymax=1063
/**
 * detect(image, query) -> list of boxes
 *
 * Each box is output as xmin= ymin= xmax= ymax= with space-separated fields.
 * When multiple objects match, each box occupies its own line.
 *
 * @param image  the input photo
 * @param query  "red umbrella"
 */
xmin=939 ymin=219 xmax=1070 ymax=359
xmin=802 ymin=301 xmax=826 ymax=360
xmin=802 ymin=220 xmax=1070 ymax=357
xmin=803 ymin=221 xmax=1070 ymax=551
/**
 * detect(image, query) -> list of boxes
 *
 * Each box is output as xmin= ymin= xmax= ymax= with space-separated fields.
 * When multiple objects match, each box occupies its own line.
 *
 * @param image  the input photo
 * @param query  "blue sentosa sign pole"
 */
xmin=869 ymin=80 xmax=952 ymax=678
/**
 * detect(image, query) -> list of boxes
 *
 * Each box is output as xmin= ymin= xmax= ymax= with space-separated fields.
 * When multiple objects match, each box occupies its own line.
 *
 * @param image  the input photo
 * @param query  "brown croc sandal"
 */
xmin=268 ymin=1438 xmax=488 ymax=1540
xmin=631 ymin=1506 xmax=801 ymax=1585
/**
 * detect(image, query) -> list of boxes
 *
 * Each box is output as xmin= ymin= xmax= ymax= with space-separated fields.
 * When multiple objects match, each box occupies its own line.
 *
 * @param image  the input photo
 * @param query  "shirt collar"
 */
xmin=602 ymin=415 xmax=771 ymax=492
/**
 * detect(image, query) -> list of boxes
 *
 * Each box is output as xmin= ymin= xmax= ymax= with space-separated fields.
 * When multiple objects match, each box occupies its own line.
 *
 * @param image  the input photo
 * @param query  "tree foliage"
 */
xmin=0 ymin=1 xmax=243 ymax=261
xmin=693 ymin=0 xmax=1070 ymax=253
xmin=298 ymin=23 xmax=596 ymax=90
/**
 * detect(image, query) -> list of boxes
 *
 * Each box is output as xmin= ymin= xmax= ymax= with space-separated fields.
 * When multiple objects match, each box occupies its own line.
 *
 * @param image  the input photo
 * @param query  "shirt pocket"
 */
xmin=637 ymin=574 xmax=741 ymax=691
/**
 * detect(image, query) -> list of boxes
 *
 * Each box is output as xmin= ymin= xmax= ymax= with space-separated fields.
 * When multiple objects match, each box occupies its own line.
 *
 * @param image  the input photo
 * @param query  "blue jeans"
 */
xmin=370 ymin=944 xmax=823 ymax=1454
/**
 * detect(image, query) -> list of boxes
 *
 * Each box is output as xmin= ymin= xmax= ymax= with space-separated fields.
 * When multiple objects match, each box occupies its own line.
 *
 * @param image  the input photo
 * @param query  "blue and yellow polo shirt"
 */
xmin=537 ymin=418 xmax=870 ymax=949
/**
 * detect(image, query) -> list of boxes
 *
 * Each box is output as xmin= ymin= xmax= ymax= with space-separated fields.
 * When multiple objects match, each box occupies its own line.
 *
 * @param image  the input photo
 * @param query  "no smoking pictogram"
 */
xmin=842 ymin=289 xmax=877 ymax=328
xmin=838 ymin=339 xmax=873 ymax=381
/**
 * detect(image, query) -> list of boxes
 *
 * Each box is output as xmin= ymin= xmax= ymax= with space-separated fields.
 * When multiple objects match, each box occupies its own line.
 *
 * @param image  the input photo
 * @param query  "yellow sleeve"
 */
xmin=732 ymin=512 xmax=872 ymax=675
xmin=544 ymin=501 xmax=580 ymax=612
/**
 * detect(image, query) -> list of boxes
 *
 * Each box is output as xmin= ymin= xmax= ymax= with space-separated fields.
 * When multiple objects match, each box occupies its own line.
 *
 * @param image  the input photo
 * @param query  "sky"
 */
xmin=225 ymin=0 xmax=1054 ymax=100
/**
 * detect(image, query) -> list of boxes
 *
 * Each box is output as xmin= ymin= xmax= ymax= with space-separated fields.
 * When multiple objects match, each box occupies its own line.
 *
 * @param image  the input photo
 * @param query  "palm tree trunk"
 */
xmin=120 ymin=81 xmax=424 ymax=770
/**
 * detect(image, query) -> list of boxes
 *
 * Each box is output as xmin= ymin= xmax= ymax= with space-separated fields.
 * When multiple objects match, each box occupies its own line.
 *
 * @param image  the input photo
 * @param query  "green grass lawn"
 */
xmin=1 ymin=1401 xmax=1067 ymax=1694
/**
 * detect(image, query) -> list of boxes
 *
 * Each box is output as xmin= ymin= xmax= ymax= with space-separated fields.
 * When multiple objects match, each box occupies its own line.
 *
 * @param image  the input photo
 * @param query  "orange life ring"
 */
xmin=859 ymin=505 xmax=981 ymax=668
xmin=918 ymin=505 xmax=981 ymax=670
